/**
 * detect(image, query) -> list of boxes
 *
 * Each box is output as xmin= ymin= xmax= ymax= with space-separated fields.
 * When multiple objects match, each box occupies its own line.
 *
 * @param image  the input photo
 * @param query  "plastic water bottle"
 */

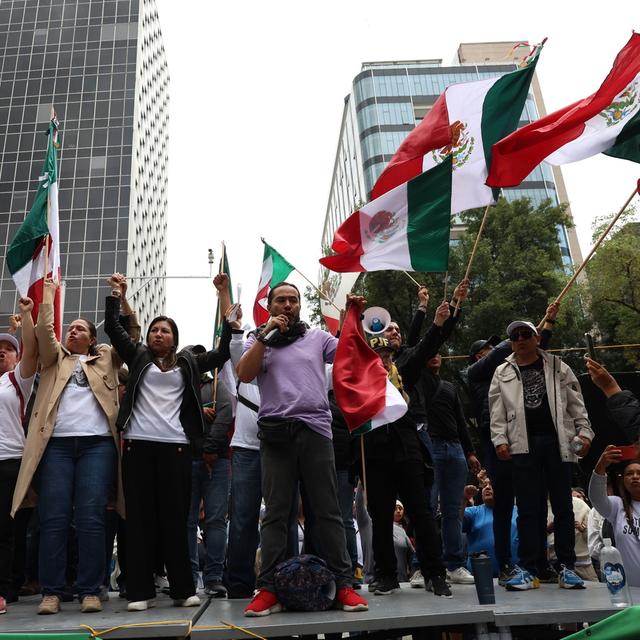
xmin=601 ymin=538 xmax=632 ymax=608
xmin=570 ymin=435 xmax=584 ymax=454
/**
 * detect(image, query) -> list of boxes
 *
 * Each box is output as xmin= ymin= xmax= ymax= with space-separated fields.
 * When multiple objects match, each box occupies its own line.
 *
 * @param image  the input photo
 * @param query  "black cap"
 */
xmin=469 ymin=335 xmax=501 ymax=361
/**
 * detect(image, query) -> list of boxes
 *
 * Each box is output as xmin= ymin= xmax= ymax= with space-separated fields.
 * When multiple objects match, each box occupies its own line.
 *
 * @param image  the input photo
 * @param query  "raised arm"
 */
xmin=104 ymin=281 xmax=138 ymax=366
xmin=17 ymin=297 xmax=37 ymax=378
xmin=35 ymin=278 xmax=61 ymax=368
xmin=213 ymin=273 xmax=232 ymax=318
xmin=407 ymin=286 xmax=429 ymax=347
xmin=197 ymin=320 xmax=232 ymax=374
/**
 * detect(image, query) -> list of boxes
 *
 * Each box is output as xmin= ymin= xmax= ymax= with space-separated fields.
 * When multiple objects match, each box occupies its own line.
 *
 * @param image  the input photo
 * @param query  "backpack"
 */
xmin=273 ymin=554 xmax=336 ymax=611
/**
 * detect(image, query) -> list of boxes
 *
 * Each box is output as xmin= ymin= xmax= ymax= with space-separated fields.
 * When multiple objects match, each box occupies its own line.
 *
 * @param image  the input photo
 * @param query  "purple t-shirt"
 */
xmin=244 ymin=328 xmax=338 ymax=439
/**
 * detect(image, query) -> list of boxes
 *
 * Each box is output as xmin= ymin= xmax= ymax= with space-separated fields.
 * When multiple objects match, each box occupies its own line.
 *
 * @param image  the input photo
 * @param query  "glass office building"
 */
xmin=0 ymin=0 xmax=168 ymax=333
xmin=323 ymin=43 xmax=583 ymax=267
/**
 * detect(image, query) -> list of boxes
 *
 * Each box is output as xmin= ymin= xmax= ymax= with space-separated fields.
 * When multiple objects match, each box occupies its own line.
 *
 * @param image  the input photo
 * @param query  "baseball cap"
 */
xmin=0 ymin=333 xmax=19 ymax=352
xmin=368 ymin=336 xmax=393 ymax=352
xmin=468 ymin=335 xmax=501 ymax=360
xmin=506 ymin=320 xmax=538 ymax=338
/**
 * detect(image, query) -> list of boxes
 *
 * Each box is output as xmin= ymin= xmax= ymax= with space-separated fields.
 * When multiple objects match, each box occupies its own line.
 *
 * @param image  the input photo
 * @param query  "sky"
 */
xmin=154 ymin=0 xmax=639 ymax=347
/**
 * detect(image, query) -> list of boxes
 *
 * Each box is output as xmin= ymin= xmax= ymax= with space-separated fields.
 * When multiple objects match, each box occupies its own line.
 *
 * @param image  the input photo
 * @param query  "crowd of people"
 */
xmin=0 ymin=271 xmax=638 ymax=619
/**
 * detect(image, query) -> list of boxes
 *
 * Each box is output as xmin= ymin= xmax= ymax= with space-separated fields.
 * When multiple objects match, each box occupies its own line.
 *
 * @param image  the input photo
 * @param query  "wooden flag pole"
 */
xmin=360 ymin=435 xmax=368 ymax=508
xmin=293 ymin=267 xmax=342 ymax=313
xmin=402 ymin=271 xmax=422 ymax=288
xmin=552 ymin=185 xmax=638 ymax=306
xmin=454 ymin=203 xmax=492 ymax=314
xmin=212 ymin=240 xmax=226 ymax=408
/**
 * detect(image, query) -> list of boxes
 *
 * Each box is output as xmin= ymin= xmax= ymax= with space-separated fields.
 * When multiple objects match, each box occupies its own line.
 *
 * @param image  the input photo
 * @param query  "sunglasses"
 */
xmin=509 ymin=329 xmax=534 ymax=341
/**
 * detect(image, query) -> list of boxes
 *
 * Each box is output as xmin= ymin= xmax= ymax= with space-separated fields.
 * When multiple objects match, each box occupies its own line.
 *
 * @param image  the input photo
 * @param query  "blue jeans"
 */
xmin=37 ymin=436 xmax=116 ymax=598
xmin=431 ymin=439 xmax=468 ymax=571
xmin=187 ymin=458 xmax=230 ymax=586
xmin=226 ymin=448 xmax=262 ymax=596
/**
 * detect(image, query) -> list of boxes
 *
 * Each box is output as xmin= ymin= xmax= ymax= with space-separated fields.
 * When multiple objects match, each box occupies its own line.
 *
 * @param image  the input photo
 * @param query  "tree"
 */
xmin=586 ymin=208 xmax=640 ymax=368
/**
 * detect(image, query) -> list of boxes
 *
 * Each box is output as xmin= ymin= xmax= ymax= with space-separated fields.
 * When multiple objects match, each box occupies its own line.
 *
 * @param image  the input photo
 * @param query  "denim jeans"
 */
xmin=187 ymin=458 xmax=230 ymax=586
xmin=430 ymin=438 xmax=468 ymax=571
xmin=37 ymin=436 xmax=116 ymax=598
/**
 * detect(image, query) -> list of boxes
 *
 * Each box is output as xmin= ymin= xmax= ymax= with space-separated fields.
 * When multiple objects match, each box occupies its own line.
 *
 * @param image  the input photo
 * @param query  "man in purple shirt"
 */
xmin=238 ymin=282 xmax=368 ymax=617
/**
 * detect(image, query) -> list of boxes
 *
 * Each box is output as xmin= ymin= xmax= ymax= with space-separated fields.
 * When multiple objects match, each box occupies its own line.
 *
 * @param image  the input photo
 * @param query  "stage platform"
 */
xmin=1 ymin=583 xmax=638 ymax=639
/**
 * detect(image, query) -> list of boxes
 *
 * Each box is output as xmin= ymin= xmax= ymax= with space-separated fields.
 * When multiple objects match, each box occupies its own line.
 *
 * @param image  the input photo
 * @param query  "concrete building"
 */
xmin=0 ymin=0 xmax=169 ymax=332
xmin=322 ymin=41 xmax=583 ymax=267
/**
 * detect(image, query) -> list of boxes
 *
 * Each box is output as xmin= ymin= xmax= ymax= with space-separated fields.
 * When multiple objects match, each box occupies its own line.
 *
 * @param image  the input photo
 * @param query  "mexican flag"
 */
xmin=487 ymin=33 xmax=640 ymax=188
xmin=7 ymin=116 xmax=62 ymax=337
xmin=253 ymin=240 xmax=295 ymax=327
xmin=319 ymin=270 xmax=359 ymax=335
xmin=214 ymin=243 xmax=233 ymax=339
xmin=332 ymin=304 xmax=407 ymax=435
xmin=372 ymin=44 xmax=542 ymax=214
xmin=320 ymin=158 xmax=452 ymax=273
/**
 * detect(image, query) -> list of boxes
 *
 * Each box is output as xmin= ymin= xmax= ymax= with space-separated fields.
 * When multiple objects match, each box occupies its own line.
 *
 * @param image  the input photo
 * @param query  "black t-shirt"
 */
xmin=518 ymin=357 xmax=556 ymax=437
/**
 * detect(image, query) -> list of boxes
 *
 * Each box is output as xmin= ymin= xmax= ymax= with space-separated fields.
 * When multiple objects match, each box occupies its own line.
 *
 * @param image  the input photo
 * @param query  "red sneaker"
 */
xmin=0 ymin=596 xmax=6 ymax=614
xmin=335 ymin=587 xmax=368 ymax=612
xmin=244 ymin=590 xmax=282 ymax=617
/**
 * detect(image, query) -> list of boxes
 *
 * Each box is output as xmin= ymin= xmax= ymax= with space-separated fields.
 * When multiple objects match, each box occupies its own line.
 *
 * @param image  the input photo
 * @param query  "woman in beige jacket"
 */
xmin=12 ymin=276 xmax=139 ymax=616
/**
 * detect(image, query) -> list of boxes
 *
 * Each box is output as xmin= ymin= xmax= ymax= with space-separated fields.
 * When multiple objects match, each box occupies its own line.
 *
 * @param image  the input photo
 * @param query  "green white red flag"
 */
xmin=320 ymin=159 xmax=452 ymax=273
xmin=332 ymin=304 xmax=407 ymax=435
xmin=372 ymin=45 xmax=542 ymax=214
xmin=7 ymin=116 xmax=62 ymax=337
xmin=253 ymin=240 xmax=294 ymax=327
xmin=319 ymin=270 xmax=359 ymax=335
xmin=487 ymin=33 xmax=640 ymax=187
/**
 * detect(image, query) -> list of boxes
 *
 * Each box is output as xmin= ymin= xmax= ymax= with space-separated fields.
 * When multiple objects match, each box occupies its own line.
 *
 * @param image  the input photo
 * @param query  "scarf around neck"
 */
xmin=256 ymin=320 xmax=308 ymax=347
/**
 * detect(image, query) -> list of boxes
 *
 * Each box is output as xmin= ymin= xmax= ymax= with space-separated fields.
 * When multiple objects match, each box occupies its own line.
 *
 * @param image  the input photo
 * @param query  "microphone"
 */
xmin=262 ymin=318 xmax=290 ymax=343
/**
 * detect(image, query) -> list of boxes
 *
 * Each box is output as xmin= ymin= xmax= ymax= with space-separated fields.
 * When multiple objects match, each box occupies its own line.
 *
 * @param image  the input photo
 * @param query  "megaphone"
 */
xmin=362 ymin=306 xmax=391 ymax=336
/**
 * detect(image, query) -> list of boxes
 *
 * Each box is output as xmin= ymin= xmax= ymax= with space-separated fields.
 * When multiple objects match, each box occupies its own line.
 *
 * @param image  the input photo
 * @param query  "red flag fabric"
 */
xmin=371 ymin=94 xmax=451 ymax=200
xmin=332 ymin=305 xmax=386 ymax=432
xmin=487 ymin=33 xmax=640 ymax=188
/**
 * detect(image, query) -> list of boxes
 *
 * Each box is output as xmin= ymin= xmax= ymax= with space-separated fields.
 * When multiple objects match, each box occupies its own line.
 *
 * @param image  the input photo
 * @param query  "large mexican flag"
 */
xmin=320 ymin=158 xmax=452 ymax=273
xmin=7 ymin=116 xmax=62 ymax=337
xmin=487 ymin=33 xmax=640 ymax=187
xmin=372 ymin=44 xmax=542 ymax=214
xmin=253 ymin=241 xmax=295 ymax=327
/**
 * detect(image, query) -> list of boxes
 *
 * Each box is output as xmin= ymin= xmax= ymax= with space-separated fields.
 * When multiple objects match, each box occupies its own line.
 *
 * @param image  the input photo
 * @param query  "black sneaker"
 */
xmin=428 ymin=574 xmax=452 ymax=598
xmin=367 ymin=578 xmax=380 ymax=593
xmin=537 ymin=564 xmax=559 ymax=584
xmin=204 ymin=580 xmax=228 ymax=598
xmin=373 ymin=576 xmax=400 ymax=595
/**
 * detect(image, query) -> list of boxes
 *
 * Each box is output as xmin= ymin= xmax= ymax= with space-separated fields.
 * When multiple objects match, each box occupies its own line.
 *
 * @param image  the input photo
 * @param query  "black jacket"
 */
xmin=607 ymin=390 xmax=640 ymax=443
xmin=395 ymin=306 xmax=459 ymax=425
xmin=104 ymin=295 xmax=232 ymax=456
xmin=466 ymin=329 xmax=552 ymax=433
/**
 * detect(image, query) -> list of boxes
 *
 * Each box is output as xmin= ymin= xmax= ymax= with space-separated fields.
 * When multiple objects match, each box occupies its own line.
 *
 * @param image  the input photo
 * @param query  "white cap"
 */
xmin=506 ymin=320 xmax=538 ymax=337
xmin=0 ymin=333 xmax=19 ymax=352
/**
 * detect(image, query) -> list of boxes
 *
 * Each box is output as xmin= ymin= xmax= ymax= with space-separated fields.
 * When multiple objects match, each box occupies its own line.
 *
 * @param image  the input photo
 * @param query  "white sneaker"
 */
xmin=128 ymin=599 xmax=156 ymax=611
xmin=446 ymin=567 xmax=475 ymax=584
xmin=410 ymin=569 xmax=425 ymax=589
xmin=174 ymin=595 xmax=201 ymax=607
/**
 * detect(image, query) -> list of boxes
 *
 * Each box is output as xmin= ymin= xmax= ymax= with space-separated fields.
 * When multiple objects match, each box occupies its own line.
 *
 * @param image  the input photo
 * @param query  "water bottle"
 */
xmin=570 ymin=435 xmax=584 ymax=454
xmin=601 ymin=538 xmax=632 ymax=608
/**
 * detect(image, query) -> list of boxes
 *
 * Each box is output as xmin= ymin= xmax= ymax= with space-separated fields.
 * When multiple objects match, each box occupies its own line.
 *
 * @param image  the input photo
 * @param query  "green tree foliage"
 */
xmin=586 ymin=209 xmax=640 ymax=368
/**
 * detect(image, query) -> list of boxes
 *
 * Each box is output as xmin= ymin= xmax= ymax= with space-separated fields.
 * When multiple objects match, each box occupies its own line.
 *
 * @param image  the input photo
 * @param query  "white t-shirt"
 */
xmin=126 ymin=363 xmax=189 ymax=444
xmin=0 ymin=362 xmax=35 ymax=460
xmin=54 ymin=356 xmax=111 ymax=438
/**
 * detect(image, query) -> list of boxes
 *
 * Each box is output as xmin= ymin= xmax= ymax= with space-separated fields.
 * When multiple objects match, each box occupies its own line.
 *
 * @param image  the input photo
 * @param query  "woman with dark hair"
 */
xmin=12 ymin=275 xmax=140 ymax=615
xmin=105 ymin=273 xmax=232 ymax=612
xmin=589 ymin=445 xmax=640 ymax=586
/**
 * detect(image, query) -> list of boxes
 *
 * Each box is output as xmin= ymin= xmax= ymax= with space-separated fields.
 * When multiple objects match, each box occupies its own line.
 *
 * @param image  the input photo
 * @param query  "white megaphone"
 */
xmin=362 ymin=306 xmax=391 ymax=336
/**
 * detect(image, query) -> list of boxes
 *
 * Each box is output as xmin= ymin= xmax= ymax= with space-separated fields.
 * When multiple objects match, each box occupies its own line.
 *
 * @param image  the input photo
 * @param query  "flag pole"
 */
xmin=293 ymin=267 xmax=342 ymax=313
xmin=360 ymin=435 xmax=368 ymax=508
xmin=454 ymin=203 xmax=492 ymax=314
xmin=551 ymin=184 xmax=638 ymax=307
xmin=402 ymin=271 xmax=422 ymax=288
xmin=212 ymin=240 xmax=226 ymax=408
xmin=443 ymin=271 xmax=449 ymax=301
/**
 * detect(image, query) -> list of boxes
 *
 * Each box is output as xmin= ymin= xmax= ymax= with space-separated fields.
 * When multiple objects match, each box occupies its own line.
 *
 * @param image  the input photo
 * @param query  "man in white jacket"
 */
xmin=489 ymin=320 xmax=594 ymax=591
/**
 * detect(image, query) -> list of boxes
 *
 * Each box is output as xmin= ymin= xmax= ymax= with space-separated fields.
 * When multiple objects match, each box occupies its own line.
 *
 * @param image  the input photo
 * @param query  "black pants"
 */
xmin=122 ymin=440 xmax=194 ymax=601
xmin=258 ymin=422 xmax=352 ymax=590
xmin=0 ymin=458 xmax=21 ymax=599
xmin=363 ymin=425 xmax=445 ymax=580
xmin=512 ymin=434 xmax=576 ymax=573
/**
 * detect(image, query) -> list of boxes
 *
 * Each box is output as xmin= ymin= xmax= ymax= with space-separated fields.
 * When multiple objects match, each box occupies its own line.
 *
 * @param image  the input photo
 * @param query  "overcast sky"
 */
xmin=153 ymin=0 xmax=639 ymax=347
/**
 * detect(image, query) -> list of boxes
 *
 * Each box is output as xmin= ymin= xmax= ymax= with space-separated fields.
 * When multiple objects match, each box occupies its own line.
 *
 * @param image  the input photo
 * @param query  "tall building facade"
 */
xmin=322 ymin=42 xmax=583 ymax=267
xmin=0 ymin=0 xmax=169 ymax=333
